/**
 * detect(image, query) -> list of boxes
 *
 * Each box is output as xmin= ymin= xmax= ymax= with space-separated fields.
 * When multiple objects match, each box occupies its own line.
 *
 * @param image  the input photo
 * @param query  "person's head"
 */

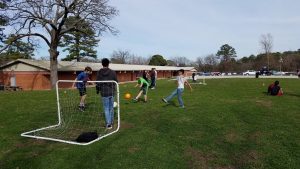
xmin=178 ymin=69 xmax=184 ymax=75
xmin=274 ymin=80 xmax=280 ymax=86
xmin=102 ymin=58 xmax=110 ymax=67
xmin=84 ymin=66 xmax=92 ymax=74
xmin=142 ymin=70 xmax=148 ymax=79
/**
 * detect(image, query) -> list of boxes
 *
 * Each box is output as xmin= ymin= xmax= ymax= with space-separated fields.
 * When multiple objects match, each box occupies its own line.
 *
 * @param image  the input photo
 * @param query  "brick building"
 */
xmin=0 ymin=59 xmax=196 ymax=90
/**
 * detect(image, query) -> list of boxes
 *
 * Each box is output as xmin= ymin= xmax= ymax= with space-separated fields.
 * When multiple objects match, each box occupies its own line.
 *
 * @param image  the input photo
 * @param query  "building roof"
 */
xmin=0 ymin=59 xmax=196 ymax=72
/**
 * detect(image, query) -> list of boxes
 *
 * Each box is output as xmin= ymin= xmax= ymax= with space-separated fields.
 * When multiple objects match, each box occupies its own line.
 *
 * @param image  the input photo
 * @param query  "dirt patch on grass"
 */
xmin=234 ymin=150 xmax=262 ymax=168
xmin=248 ymin=131 xmax=262 ymax=141
xmin=128 ymin=146 xmax=140 ymax=153
xmin=176 ymin=116 xmax=192 ymax=123
xmin=184 ymin=147 xmax=215 ymax=169
xmin=225 ymin=131 xmax=240 ymax=143
xmin=15 ymin=142 xmax=27 ymax=148
xmin=15 ymin=139 xmax=48 ymax=149
xmin=31 ymin=139 xmax=47 ymax=145
xmin=255 ymin=100 xmax=272 ymax=108
xmin=180 ymin=131 xmax=203 ymax=141
xmin=184 ymin=147 xmax=237 ymax=169
xmin=215 ymin=166 xmax=236 ymax=169
xmin=121 ymin=122 xmax=135 ymax=129
xmin=224 ymin=99 xmax=240 ymax=104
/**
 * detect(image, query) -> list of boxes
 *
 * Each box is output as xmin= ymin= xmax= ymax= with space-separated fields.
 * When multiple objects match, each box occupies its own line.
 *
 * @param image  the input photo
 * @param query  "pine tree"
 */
xmin=60 ymin=16 xmax=99 ymax=61
xmin=0 ymin=35 xmax=34 ymax=63
xmin=0 ymin=0 xmax=8 ymax=43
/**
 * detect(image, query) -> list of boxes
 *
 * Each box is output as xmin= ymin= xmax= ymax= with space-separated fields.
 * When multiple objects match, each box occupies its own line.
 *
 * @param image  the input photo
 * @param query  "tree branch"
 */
xmin=0 ymin=33 xmax=50 ymax=53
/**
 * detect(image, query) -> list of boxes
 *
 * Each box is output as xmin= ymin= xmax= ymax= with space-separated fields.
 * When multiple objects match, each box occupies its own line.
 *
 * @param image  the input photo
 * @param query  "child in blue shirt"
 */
xmin=73 ymin=66 xmax=93 ymax=111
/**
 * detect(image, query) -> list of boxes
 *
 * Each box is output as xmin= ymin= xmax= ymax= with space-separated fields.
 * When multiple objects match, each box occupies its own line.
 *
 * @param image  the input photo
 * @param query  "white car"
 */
xmin=243 ymin=70 xmax=256 ymax=76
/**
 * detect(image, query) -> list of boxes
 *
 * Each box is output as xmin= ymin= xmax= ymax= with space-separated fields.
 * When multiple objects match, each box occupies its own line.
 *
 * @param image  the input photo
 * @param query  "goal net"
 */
xmin=186 ymin=72 xmax=207 ymax=85
xmin=21 ymin=80 xmax=120 ymax=145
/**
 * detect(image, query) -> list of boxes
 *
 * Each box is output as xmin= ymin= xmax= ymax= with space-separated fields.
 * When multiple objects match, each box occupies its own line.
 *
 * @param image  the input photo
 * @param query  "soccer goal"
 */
xmin=186 ymin=72 xmax=207 ymax=85
xmin=21 ymin=80 xmax=120 ymax=145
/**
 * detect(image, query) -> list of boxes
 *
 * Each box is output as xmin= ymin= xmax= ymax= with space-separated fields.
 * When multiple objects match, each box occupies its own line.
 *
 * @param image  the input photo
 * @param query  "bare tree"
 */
xmin=110 ymin=50 xmax=131 ymax=64
xmin=260 ymin=33 xmax=273 ymax=70
xmin=204 ymin=54 xmax=218 ymax=66
xmin=1 ymin=0 xmax=118 ymax=88
xmin=203 ymin=54 xmax=218 ymax=71
xmin=128 ymin=54 xmax=149 ymax=65
xmin=171 ymin=56 xmax=191 ymax=67
xmin=195 ymin=56 xmax=204 ymax=71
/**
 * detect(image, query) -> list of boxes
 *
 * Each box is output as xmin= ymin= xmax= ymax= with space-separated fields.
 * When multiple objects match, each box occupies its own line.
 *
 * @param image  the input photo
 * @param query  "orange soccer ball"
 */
xmin=124 ymin=93 xmax=131 ymax=100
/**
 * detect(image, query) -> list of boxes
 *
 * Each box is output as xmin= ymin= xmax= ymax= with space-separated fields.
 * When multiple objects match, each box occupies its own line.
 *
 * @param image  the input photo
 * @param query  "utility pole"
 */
xmin=279 ymin=57 xmax=283 ymax=76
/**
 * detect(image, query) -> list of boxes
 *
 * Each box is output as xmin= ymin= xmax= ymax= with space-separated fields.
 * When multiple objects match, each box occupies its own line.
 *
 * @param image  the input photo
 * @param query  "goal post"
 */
xmin=21 ymin=80 xmax=120 ymax=146
xmin=186 ymin=72 xmax=207 ymax=85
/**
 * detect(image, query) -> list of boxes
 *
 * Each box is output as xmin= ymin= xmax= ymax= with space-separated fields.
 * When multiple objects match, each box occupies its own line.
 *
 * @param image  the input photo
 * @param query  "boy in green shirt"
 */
xmin=133 ymin=77 xmax=149 ymax=102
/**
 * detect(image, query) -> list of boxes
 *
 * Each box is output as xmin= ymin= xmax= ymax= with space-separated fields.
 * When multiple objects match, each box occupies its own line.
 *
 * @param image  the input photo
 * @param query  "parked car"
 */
xmin=271 ymin=71 xmax=285 ymax=76
xmin=285 ymin=72 xmax=297 ymax=76
xmin=243 ymin=70 xmax=256 ymax=76
xmin=259 ymin=66 xmax=272 ymax=76
xmin=211 ymin=72 xmax=221 ymax=76
xmin=197 ymin=72 xmax=211 ymax=76
xmin=203 ymin=72 xmax=211 ymax=76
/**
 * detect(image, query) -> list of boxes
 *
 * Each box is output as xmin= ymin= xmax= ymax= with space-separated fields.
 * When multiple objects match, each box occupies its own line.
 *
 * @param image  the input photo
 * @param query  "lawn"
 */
xmin=0 ymin=78 xmax=299 ymax=169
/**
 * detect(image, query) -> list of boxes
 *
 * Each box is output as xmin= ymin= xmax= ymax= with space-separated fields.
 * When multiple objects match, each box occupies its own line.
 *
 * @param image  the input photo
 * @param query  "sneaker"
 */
xmin=106 ymin=125 xmax=112 ymax=129
xmin=179 ymin=106 xmax=185 ymax=109
xmin=132 ymin=98 xmax=138 ymax=102
xmin=151 ymin=87 xmax=155 ymax=89
xmin=162 ymin=98 xmax=168 ymax=103
xmin=78 ymin=106 xmax=85 ymax=112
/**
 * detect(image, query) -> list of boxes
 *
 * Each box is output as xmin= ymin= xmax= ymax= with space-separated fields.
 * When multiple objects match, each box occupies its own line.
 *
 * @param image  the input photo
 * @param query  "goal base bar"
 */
xmin=21 ymin=124 xmax=120 ymax=146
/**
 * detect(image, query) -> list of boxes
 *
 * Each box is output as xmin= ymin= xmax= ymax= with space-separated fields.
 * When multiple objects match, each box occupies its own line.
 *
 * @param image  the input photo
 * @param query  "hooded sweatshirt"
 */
xmin=96 ymin=67 xmax=118 ymax=97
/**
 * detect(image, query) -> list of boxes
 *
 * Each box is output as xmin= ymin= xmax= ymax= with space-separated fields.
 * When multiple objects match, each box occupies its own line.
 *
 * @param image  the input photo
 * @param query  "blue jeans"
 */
xmin=165 ymin=88 xmax=184 ymax=107
xmin=102 ymin=96 xmax=114 ymax=126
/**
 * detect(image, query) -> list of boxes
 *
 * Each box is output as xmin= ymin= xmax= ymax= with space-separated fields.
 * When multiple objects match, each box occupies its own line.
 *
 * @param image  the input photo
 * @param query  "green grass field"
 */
xmin=0 ymin=78 xmax=299 ymax=169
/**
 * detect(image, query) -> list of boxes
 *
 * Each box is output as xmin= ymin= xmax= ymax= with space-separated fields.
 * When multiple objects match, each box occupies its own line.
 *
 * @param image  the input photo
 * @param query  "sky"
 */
xmin=33 ymin=0 xmax=300 ymax=60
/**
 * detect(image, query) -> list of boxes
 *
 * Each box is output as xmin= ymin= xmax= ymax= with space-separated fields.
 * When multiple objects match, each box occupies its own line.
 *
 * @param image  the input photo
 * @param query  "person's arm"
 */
xmin=87 ymin=76 xmax=95 ymax=86
xmin=134 ymin=83 xmax=139 ymax=88
xmin=114 ymin=73 xmax=118 ymax=83
xmin=72 ymin=77 xmax=77 ymax=88
xmin=185 ymin=79 xmax=193 ymax=92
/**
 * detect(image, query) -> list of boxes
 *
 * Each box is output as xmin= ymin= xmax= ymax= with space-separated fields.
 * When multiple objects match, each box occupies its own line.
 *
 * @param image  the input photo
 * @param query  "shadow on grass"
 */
xmin=262 ymin=91 xmax=300 ymax=97
xmin=162 ymin=101 xmax=177 ymax=108
xmin=283 ymin=92 xmax=300 ymax=98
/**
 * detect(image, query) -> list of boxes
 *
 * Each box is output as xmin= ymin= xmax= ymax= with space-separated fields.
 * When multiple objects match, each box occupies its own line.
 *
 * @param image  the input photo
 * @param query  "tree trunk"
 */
xmin=49 ymin=48 xmax=59 ymax=89
xmin=76 ymin=34 xmax=80 ymax=62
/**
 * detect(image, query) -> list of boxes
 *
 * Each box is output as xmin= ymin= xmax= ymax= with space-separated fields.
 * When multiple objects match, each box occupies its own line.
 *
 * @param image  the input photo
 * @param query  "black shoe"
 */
xmin=78 ymin=106 xmax=85 ymax=112
xmin=106 ymin=125 xmax=112 ymax=129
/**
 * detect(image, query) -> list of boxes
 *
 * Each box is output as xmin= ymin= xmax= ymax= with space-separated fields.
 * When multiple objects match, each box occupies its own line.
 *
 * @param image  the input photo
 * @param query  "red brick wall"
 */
xmin=2 ymin=71 xmax=50 ymax=90
xmin=1 ymin=70 xmax=185 ymax=90
xmin=56 ymin=71 xmax=137 ymax=88
xmin=157 ymin=70 xmax=174 ymax=78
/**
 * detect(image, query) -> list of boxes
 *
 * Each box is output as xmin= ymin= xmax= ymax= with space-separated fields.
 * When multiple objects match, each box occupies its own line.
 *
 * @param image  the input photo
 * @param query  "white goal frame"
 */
xmin=20 ymin=80 xmax=120 ymax=146
xmin=186 ymin=72 xmax=207 ymax=85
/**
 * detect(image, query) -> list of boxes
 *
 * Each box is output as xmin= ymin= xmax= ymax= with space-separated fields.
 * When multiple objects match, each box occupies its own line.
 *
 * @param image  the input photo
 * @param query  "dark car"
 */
xmin=259 ymin=67 xmax=272 ymax=76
